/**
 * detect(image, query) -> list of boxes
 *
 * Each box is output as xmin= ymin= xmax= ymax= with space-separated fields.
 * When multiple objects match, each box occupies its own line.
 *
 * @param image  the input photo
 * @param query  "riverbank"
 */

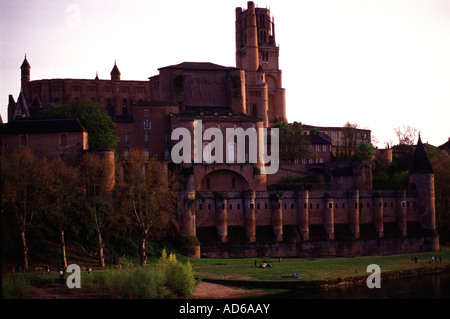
xmin=191 ymin=246 xmax=450 ymax=298
xmin=197 ymin=263 xmax=450 ymax=293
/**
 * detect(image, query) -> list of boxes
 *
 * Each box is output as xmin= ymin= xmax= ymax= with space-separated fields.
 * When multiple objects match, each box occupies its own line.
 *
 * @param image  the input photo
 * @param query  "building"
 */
xmin=302 ymin=124 xmax=372 ymax=157
xmin=3 ymin=1 xmax=438 ymax=258
xmin=0 ymin=117 xmax=88 ymax=163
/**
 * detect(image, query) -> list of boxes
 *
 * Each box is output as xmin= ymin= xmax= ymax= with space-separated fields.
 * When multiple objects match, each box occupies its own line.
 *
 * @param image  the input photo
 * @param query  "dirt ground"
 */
xmin=193 ymin=281 xmax=272 ymax=299
xmin=24 ymin=276 xmax=270 ymax=299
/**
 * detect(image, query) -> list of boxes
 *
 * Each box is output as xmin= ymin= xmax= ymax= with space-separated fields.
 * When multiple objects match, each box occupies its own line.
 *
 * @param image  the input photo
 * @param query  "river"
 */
xmin=272 ymin=272 xmax=450 ymax=299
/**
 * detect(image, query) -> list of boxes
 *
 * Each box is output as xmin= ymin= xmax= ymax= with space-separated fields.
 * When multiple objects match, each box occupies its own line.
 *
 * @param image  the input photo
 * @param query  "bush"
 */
xmin=158 ymin=248 xmax=196 ymax=298
xmin=104 ymin=249 xmax=196 ymax=299
xmin=2 ymin=274 xmax=29 ymax=298
xmin=104 ymin=267 xmax=165 ymax=299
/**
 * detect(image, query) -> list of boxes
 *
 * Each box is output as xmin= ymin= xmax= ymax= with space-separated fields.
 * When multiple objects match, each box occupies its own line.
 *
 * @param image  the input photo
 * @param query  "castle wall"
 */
xmin=193 ymin=187 xmax=428 ymax=250
xmin=199 ymin=236 xmax=440 ymax=259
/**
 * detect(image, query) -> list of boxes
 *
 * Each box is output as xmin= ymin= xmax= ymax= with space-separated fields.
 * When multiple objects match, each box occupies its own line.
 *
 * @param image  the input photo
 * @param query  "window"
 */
xmin=143 ymin=120 xmax=151 ymax=130
xmin=60 ymin=133 xmax=68 ymax=147
xmin=145 ymin=147 xmax=149 ymax=158
xmin=122 ymin=99 xmax=128 ymax=116
xmin=144 ymin=132 xmax=149 ymax=144
xmin=144 ymin=109 xmax=149 ymax=117
xmin=124 ymin=133 xmax=129 ymax=144
xmin=124 ymin=147 xmax=130 ymax=160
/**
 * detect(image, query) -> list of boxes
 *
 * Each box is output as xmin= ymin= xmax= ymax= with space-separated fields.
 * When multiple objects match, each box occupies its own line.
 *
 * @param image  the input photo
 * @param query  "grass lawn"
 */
xmin=188 ymin=246 xmax=450 ymax=282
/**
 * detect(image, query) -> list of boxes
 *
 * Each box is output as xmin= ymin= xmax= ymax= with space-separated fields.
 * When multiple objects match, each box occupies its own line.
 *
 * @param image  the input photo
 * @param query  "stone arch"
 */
xmin=198 ymin=169 xmax=250 ymax=191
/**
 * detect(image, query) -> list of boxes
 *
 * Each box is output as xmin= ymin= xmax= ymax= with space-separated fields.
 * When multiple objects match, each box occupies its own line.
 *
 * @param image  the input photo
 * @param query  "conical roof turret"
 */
xmin=409 ymin=134 xmax=434 ymax=174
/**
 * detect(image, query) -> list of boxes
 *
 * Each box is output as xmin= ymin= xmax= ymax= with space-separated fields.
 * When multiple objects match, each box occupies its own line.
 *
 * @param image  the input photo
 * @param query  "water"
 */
xmin=273 ymin=272 xmax=450 ymax=299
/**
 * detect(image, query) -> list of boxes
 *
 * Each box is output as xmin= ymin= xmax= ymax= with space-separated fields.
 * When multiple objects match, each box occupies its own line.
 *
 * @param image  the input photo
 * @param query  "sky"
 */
xmin=1 ymin=0 xmax=449 ymax=148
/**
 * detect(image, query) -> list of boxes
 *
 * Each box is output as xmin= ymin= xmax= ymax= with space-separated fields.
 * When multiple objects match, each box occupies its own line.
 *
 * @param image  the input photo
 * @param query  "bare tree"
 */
xmin=340 ymin=121 xmax=359 ymax=159
xmin=394 ymin=125 xmax=419 ymax=145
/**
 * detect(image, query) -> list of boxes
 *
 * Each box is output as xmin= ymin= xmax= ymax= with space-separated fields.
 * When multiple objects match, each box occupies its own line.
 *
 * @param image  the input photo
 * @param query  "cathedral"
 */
xmin=2 ymin=2 xmax=438 ymax=258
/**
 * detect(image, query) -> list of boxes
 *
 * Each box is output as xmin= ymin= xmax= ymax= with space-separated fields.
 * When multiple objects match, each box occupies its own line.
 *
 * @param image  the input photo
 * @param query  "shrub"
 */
xmin=164 ymin=260 xmax=196 ymax=298
xmin=2 ymin=274 xmax=29 ymax=298
xmin=158 ymin=248 xmax=196 ymax=298
xmin=104 ymin=267 xmax=165 ymax=299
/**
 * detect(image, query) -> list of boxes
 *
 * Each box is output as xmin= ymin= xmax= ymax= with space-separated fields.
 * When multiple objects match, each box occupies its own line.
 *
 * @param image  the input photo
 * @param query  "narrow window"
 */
xmin=122 ymin=99 xmax=128 ymax=116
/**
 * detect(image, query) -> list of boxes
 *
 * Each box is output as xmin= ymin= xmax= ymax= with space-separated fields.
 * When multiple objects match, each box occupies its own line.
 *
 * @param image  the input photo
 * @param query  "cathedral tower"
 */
xmin=20 ymin=55 xmax=31 ymax=90
xmin=235 ymin=1 xmax=286 ymax=127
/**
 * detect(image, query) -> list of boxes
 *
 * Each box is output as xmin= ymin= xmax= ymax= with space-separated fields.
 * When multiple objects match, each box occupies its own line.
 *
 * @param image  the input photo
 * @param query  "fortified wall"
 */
xmin=178 ymin=138 xmax=439 ymax=258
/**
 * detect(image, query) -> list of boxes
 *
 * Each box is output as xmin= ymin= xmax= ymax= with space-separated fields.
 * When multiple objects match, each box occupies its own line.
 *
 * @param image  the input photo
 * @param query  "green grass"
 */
xmin=189 ymin=246 xmax=450 ymax=282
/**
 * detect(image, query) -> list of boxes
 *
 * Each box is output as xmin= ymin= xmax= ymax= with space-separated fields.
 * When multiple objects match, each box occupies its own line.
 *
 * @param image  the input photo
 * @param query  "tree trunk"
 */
xmin=139 ymin=230 xmax=148 ymax=266
xmin=60 ymin=230 xmax=67 ymax=268
xmin=20 ymin=231 xmax=29 ymax=270
xmin=97 ymin=229 xmax=105 ymax=267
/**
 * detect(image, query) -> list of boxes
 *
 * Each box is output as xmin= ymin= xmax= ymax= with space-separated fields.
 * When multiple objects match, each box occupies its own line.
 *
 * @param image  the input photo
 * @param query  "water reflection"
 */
xmin=274 ymin=272 xmax=450 ymax=299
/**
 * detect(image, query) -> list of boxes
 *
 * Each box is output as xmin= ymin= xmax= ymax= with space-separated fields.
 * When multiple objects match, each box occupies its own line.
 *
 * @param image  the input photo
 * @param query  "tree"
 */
xmin=46 ymin=158 xmax=81 ymax=268
xmin=273 ymin=121 xmax=312 ymax=161
xmin=79 ymin=153 xmax=111 ymax=267
xmin=1 ymin=148 xmax=51 ymax=270
xmin=353 ymin=141 xmax=375 ymax=161
xmin=394 ymin=125 xmax=419 ymax=146
xmin=44 ymin=98 xmax=119 ymax=150
xmin=339 ymin=121 xmax=359 ymax=159
xmin=115 ymin=150 xmax=179 ymax=265
xmin=429 ymin=151 xmax=450 ymax=243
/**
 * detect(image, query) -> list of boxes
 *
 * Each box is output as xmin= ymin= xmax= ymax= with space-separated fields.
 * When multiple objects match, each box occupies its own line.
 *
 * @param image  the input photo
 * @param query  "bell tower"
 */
xmin=235 ymin=1 xmax=286 ymax=127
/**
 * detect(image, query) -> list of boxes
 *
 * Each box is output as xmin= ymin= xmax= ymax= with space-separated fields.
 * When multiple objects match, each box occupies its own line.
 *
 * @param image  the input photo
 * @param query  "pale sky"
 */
xmin=1 ymin=0 xmax=449 ymax=148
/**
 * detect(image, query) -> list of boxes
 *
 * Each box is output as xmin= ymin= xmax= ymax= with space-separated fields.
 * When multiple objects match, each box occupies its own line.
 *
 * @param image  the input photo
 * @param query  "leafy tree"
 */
xmin=44 ymin=98 xmax=119 ymax=150
xmin=79 ymin=153 xmax=112 ymax=267
xmin=273 ymin=121 xmax=312 ymax=161
xmin=429 ymin=151 xmax=450 ymax=243
xmin=1 ymin=148 xmax=51 ymax=270
xmin=45 ymin=158 xmax=81 ymax=268
xmin=353 ymin=141 xmax=375 ymax=161
xmin=114 ymin=150 xmax=179 ymax=265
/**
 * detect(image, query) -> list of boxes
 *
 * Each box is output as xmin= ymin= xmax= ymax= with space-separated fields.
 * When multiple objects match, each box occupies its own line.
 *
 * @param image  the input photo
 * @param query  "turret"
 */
xmin=408 ymin=135 xmax=436 ymax=233
xmin=20 ymin=55 xmax=31 ymax=102
xmin=110 ymin=61 xmax=121 ymax=81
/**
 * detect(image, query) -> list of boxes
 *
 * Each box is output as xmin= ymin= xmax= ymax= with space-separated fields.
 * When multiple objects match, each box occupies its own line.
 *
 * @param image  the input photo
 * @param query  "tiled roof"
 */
xmin=0 ymin=118 xmax=86 ymax=135
xmin=159 ymin=62 xmax=238 ymax=71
